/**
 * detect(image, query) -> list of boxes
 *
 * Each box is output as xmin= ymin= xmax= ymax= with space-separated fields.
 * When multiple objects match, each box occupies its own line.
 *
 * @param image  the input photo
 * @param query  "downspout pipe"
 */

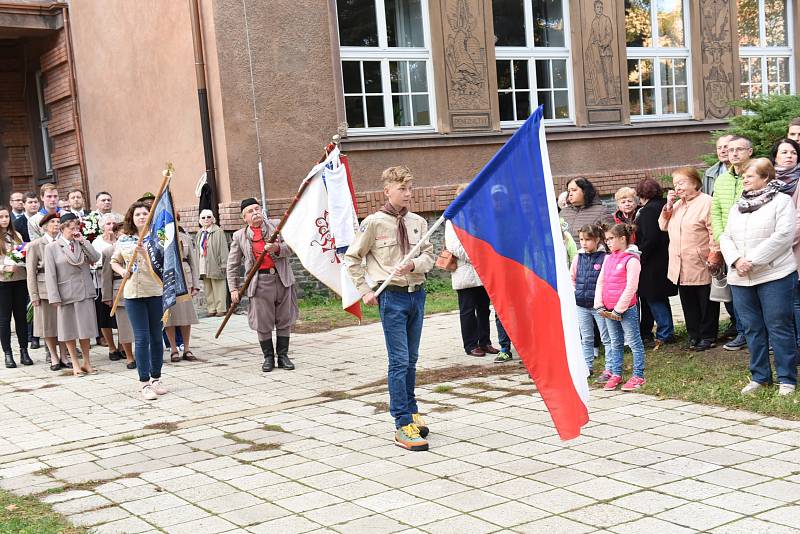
xmin=61 ymin=6 xmax=89 ymax=199
xmin=188 ymin=0 xmax=219 ymax=219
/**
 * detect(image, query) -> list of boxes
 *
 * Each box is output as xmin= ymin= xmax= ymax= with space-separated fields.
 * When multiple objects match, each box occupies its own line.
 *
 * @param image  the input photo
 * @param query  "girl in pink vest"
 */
xmin=594 ymin=223 xmax=646 ymax=391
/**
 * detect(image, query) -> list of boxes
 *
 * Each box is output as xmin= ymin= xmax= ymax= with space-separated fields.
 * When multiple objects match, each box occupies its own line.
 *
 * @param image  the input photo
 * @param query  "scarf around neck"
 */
xmin=736 ymin=180 xmax=782 ymax=213
xmin=775 ymin=163 xmax=800 ymax=196
xmin=379 ymin=202 xmax=410 ymax=255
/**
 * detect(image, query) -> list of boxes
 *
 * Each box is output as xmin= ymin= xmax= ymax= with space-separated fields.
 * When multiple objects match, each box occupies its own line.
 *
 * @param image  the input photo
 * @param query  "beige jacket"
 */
xmin=178 ymin=230 xmax=201 ymax=290
xmin=658 ymin=192 xmax=719 ymax=286
xmin=344 ymin=211 xmax=435 ymax=296
xmin=226 ymin=220 xmax=295 ymax=296
xmin=25 ymin=234 xmax=55 ymax=301
xmin=1 ymin=233 xmax=26 ymax=283
xmin=44 ymin=238 xmax=100 ymax=305
xmin=195 ymin=224 xmax=229 ymax=279
xmin=100 ymin=245 xmax=126 ymax=307
xmin=110 ymin=234 xmax=163 ymax=299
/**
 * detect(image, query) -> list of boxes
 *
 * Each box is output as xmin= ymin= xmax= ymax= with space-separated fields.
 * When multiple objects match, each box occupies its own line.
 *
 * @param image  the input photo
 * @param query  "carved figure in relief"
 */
xmin=445 ymin=0 xmax=485 ymax=104
xmin=584 ymin=0 xmax=620 ymax=105
xmin=701 ymin=0 xmax=733 ymax=118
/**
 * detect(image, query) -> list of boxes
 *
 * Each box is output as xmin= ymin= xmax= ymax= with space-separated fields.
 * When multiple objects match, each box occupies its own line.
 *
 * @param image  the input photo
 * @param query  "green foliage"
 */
xmin=0 ymin=489 xmax=87 ymax=534
xmin=702 ymin=95 xmax=800 ymax=166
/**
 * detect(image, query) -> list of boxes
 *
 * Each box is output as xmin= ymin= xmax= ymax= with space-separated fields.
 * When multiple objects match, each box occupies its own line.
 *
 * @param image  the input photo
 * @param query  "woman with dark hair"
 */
xmin=635 ymin=178 xmax=677 ymax=348
xmin=111 ymin=201 xmax=167 ymax=401
xmin=560 ymin=177 xmax=613 ymax=241
xmin=0 ymin=205 xmax=30 ymax=368
xmin=770 ymin=137 xmax=800 ymax=347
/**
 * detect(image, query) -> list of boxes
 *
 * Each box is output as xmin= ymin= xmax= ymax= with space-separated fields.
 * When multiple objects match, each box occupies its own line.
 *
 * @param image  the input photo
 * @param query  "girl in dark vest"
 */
xmin=594 ymin=223 xmax=646 ymax=392
xmin=570 ymin=224 xmax=612 ymax=380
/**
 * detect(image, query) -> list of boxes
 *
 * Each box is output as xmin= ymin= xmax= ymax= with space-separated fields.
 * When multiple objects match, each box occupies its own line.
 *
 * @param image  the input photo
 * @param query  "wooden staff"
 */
xmin=110 ymin=163 xmax=174 ymax=317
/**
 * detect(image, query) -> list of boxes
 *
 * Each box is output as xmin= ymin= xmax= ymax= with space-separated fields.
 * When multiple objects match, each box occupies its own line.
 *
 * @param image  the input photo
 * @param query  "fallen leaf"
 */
xmin=5 ymin=504 xmax=18 ymax=511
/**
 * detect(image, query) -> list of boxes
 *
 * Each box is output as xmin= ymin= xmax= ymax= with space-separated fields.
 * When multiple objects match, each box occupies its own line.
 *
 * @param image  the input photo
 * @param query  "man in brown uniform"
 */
xmin=227 ymin=198 xmax=298 ymax=372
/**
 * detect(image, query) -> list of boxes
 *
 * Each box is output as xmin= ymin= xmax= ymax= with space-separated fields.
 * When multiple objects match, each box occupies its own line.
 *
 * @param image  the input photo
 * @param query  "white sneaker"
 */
xmin=778 ymin=383 xmax=796 ymax=396
xmin=150 ymin=378 xmax=168 ymax=395
xmin=740 ymin=381 xmax=765 ymax=395
xmin=142 ymin=384 xmax=158 ymax=401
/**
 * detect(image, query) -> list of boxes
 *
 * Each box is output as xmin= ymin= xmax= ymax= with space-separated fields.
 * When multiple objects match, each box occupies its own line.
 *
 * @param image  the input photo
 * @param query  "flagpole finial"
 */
xmin=332 ymin=134 xmax=340 ymax=146
xmin=163 ymin=162 xmax=175 ymax=178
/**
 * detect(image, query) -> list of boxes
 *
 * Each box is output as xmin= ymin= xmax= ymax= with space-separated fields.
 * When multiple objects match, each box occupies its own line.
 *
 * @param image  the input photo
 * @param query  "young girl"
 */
xmin=594 ymin=223 xmax=646 ymax=391
xmin=570 ymin=224 xmax=613 ymax=380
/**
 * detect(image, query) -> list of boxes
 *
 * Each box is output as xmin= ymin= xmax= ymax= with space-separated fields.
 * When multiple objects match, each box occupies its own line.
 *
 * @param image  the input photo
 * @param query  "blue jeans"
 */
xmin=646 ymin=298 xmax=675 ymax=341
xmin=496 ymin=313 xmax=511 ymax=352
xmin=793 ymin=279 xmax=800 ymax=346
xmin=731 ymin=274 xmax=797 ymax=386
xmin=379 ymin=289 xmax=425 ymax=428
xmin=724 ymin=300 xmax=744 ymax=335
xmin=604 ymin=305 xmax=645 ymax=378
xmin=576 ymin=305 xmax=611 ymax=371
xmin=126 ymin=296 xmax=164 ymax=383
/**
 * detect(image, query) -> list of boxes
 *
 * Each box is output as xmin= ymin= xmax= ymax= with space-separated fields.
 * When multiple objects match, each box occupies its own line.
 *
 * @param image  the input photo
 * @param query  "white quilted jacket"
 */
xmin=720 ymin=192 xmax=797 ymax=286
xmin=444 ymin=221 xmax=483 ymax=290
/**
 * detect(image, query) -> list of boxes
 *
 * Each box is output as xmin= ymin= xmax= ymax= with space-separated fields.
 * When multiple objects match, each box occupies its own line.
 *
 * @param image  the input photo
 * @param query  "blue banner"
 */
xmin=148 ymin=188 xmax=188 ymax=315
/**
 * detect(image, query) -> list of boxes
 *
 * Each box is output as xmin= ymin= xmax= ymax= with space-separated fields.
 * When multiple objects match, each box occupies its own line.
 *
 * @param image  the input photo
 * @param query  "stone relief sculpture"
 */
xmin=584 ymin=0 xmax=620 ymax=106
xmin=444 ymin=0 xmax=488 ymax=109
xmin=701 ymin=0 xmax=734 ymax=118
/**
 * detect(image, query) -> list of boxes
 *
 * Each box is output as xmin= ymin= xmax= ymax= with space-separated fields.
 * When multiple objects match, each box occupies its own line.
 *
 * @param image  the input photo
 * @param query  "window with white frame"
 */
xmin=625 ymin=0 xmax=691 ymax=119
xmin=493 ymin=0 xmax=572 ymax=124
xmin=337 ymin=0 xmax=435 ymax=133
xmin=738 ymin=0 xmax=794 ymax=98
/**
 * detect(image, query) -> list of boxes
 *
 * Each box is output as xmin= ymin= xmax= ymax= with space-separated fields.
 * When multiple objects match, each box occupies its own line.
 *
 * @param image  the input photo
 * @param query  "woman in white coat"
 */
xmin=720 ymin=158 xmax=797 ymax=397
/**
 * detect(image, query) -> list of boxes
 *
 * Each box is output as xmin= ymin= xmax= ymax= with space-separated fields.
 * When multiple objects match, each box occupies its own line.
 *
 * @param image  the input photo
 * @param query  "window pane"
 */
xmin=765 ymin=0 xmax=788 ymax=46
xmin=514 ymin=60 xmax=529 ymax=89
xmin=390 ymin=61 xmax=409 ymax=93
xmin=493 ymin=0 xmax=526 ymax=46
xmin=532 ymin=0 xmax=565 ymax=47
xmin=625 ymin=0 xmax=653 ymax=47
xmin=535 ymin=60 xmax=552 ymax=89
xmin=660 ymin=58 xmax=673 ymax=85
xmin=515 ymin=91 xmax=531 ymax=120
xmin=552 ymin=59 xmax=567 ymax=88
xmin=627 ymin=58 xmax=641 ymax=85
xmin=554 ymin=90 xmax=569 ymax=118
xmin=409 ymin=61 xmax=427 ymax=92
xmin=366 ymin=95 xmax=385 ymax=127
xmin=342 ymin=61 xmax=362 ymax=93
xmin=657 ymin=0 xmax=684 ymax=47
xmin=392 ymin=94 xmax=412 ymax=126
xmin=675 ymin=87 xmax=688 ymax=112
xmin=538 ymin=90 xmax=553 ymax=119
xmin=345 ymin=96 xmax=365 ymax=127
xmin=737 ymin=0 xmax=759 ymax=46
xmin=363 ymin=61 xmax=382 ymax=93
xmin=337 ymin=0 xmax=378 ymax=46
xmin=740 ymin=58 xmax=750 ymax=82
xmin=661 ymin=87 xmax=674 ymax=113
xmin=674 ymin=58 xmax=687 ymax=85
xmin=642 ymin=88 xmax=655 ymax=114
xmin=640 ymin=58 xmax=654 ymax=86
xmin=411 ymin=94 xmax=430 ymax=125
xmin=749 ymin=57 xmax=762 ymax=85
xmin=629 ymin=88 xmax=642 ymax=114
xmin=499 ymin=91 xmax=514 ymax=120
xmin=385 ymin=0 xmax=425 ymax=47
xmin=497 ymin=60 xmax=512 ymax=89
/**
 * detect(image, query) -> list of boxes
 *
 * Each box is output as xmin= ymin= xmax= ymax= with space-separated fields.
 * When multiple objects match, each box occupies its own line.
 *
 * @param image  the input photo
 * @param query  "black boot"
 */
xmin=260 ymin=339 xmax=275 ymax=372
xmin=30 ymin=337 xmax=40 ymax=349
xmin=4 ymin=351 xmax=16 ymax=369
xmin=276 ymin=336 xmax=295 ymax=370
xmin=19 ymin=348 xmax=32 ymax=366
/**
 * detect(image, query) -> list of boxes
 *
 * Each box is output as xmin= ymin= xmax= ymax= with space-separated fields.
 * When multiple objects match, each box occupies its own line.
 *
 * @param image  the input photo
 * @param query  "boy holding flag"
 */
xmin=345 ymin=166 xmax=435 ymax=451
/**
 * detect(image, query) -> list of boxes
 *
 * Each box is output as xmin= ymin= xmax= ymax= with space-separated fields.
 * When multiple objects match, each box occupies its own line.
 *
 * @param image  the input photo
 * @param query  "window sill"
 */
xmin=341 ymin=118 xmax=730 ymax=151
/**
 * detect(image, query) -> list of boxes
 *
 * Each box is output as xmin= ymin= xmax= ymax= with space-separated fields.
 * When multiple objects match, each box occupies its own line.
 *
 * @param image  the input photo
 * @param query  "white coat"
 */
xmin=444 ymin=221 xmax=482 ymax=290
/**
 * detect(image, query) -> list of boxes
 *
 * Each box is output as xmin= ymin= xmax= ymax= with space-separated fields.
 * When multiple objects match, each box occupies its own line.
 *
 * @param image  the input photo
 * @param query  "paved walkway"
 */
xmin=1 ymin=313 xmax=798 ymax=534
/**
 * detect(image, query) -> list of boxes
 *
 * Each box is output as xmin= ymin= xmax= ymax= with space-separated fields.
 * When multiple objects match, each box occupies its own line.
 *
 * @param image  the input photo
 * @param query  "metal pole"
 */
xmin=242 ymin=0 xmax=268 ymax=216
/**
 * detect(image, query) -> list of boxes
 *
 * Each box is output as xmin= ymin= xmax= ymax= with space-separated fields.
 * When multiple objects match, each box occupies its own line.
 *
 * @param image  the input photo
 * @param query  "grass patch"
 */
xmin=295 ymin=278 xmax=458 ymax=333
xmin=143 ymin=422 xmax=179 ymax=432
xmin=0 ymin=489 xmax=88 ymax=534
xmin=262 ymin=424 xmax=286 ymax=433
xmin=116 ymin=435 xmax=136 ymax=443
xmin=433 ymin=385 xmax=454 ymax=394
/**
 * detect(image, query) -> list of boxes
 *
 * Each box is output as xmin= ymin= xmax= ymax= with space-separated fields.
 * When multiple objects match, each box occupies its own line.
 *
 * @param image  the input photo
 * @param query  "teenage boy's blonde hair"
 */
xmin=382 ymin=166 xmax=414 ymax=187
xmin=614 ymin=187 xmax=636 ymax=201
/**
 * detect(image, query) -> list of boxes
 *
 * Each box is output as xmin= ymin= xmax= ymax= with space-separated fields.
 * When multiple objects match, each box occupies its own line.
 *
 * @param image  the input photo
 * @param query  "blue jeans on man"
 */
xmin=379 ymin=289 xmax=425 ymax=428
xmin=604 ymin=305 xmax=646 ymax=378
xmin=495 ymin=313 xmax=511 ymax=353
xmin=645 ymin=297 xmax=674 ymax=341
xmin=126 ymin=296 xmax=164 ymax=383
xmin=731 ymin=273 xmax=797 ymax=386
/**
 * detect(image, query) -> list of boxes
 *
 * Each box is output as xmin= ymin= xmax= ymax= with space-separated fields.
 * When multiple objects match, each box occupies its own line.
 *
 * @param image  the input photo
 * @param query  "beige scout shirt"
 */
xmin=344 ymin=211 xmax=435 ymax=296
xmin=110 ymin=234 xmax=163 ymax=299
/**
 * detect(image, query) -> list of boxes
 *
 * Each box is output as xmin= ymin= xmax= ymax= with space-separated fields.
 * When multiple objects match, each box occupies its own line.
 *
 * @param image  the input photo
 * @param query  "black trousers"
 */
xmin=0 ymin=280 xmax=29 ymax=352
xmin=678 ymin=284 xmax=719 ymax=342
xmin=639 ymin=297 xmax=655 ymax=341
xmin=457 ymin=286 xmax=491 ymax=353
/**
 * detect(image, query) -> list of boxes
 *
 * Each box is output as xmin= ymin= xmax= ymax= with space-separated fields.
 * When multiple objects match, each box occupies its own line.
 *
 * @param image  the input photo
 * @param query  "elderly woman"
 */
xmin=1 ymin=205 xmax=30 ymax=368
xmin=44 ymin=212 xmax=100 ymax=376
xmin=26 ymin=213 xmax=68 ymax=371
xmin=195 ymin=209 xmax=229 ymax=317
xmin=635 ymin=178 xmax=677 ymax=349
xmin=659 ymin=167 xmax=721 ymax=352
xmin=560 ymin=177 xmax=613 ymax=242
xmin=721 ymin=158 xmax=797 ymax=396
xmin=164 ymin=217 xmax=201 ymax=362
xmin=92 ymin=214 xmax=122 ymax=360
xmin=770 ymin=137 xmax=800 ymax=347
xmin=101 ymin=223 xmax=136 ymax=369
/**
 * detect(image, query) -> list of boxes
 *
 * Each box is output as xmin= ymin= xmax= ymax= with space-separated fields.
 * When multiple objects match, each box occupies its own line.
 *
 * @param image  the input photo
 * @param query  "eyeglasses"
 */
xmin=200 ymin=216 xmax=212 ymax=219
xmin=728 ymin=147 xmax=752 ymax=153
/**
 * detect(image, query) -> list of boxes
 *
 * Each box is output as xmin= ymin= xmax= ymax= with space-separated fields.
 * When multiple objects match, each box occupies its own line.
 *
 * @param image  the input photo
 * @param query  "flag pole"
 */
xmin=373 ymin=215 xmax=445 ymax=298
xmin=110 ymin=163 xmax=174 ymax=317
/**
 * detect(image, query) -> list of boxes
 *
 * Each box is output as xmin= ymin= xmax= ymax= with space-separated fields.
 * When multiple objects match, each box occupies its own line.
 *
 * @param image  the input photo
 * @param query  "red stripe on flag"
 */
xmin=454 ymin=227 xmax=588 ymax=440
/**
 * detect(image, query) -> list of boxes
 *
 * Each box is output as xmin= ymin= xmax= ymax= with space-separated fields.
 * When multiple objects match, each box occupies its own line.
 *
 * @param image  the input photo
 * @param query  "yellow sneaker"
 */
xmin=394 ymin=424 xmax=428 ymax=451
xmin=411 ymin=413 xmax=429 ymax=438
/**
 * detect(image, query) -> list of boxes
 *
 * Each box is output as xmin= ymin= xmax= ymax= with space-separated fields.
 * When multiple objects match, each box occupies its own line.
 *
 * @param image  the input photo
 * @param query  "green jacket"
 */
xmin=711 ymin=169 xmax=743 ymax=242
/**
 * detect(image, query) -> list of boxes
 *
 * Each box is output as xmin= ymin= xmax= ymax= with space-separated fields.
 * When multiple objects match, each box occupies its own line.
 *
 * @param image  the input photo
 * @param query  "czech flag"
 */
xmin=443 ymin=106 xmax=589 ymax=440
